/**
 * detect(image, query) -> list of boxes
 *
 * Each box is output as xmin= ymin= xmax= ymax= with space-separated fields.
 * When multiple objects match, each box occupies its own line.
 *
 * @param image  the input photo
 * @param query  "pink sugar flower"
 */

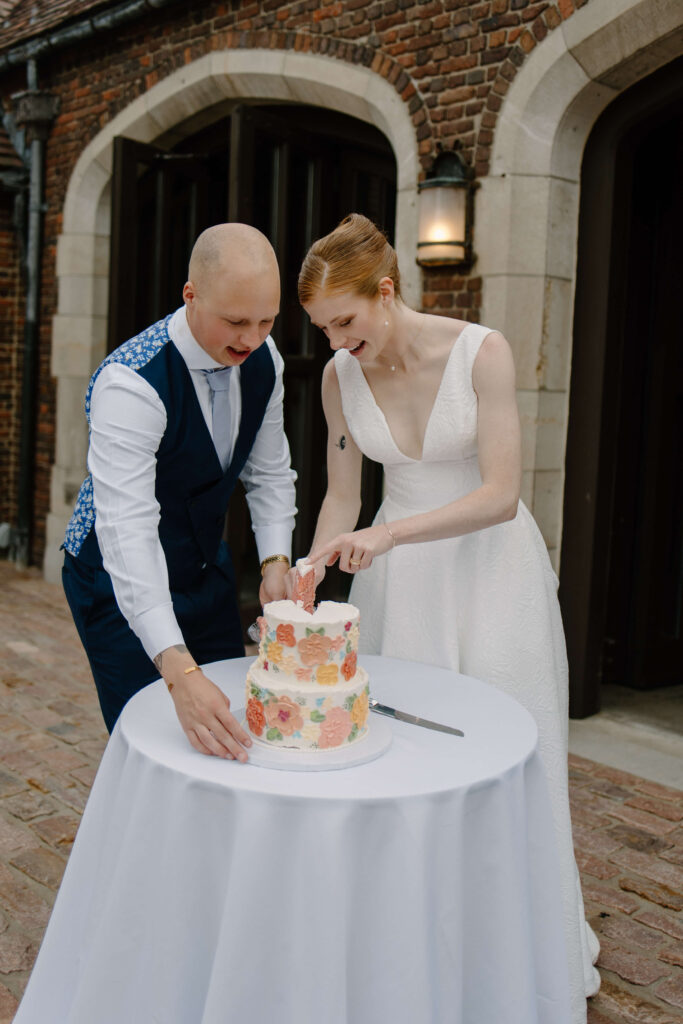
xmin=264 ymin=696 xmax=304 ymax=737
xmin=318 ymin=706 xmax=352 ymax=749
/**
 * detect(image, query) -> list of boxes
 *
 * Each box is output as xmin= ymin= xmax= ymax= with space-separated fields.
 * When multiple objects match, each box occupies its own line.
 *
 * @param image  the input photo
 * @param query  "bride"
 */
xmin=296 ymin=213 xmax=600 ymax=1022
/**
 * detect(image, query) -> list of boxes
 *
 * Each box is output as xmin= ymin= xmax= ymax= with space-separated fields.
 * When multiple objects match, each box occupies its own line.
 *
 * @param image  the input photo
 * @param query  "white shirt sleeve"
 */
xmin=89 ymin=363 xmax=185 ymax=663
xmin=240 ymin=338 xmax=298 ymax=563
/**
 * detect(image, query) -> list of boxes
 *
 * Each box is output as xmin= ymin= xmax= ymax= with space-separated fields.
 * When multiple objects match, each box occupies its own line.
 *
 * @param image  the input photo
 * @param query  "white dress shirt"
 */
xmin=89 ymin=306 xmax=297 ymax=662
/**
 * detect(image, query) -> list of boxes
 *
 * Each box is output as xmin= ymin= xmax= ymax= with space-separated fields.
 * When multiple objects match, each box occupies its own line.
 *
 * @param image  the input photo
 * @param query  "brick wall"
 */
xmin=0 ymin=0 xmax=590 ymax=563
xmin=0 ymin=194 xmax=23 ymax=536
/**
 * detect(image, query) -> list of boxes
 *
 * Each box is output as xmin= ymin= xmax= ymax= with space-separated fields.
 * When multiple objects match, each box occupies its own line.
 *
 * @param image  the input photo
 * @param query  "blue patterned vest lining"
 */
xmin=63 ymin=316 xmax=276 ymax=588
xmin=63 ymin=317 xmax=173 ymax=557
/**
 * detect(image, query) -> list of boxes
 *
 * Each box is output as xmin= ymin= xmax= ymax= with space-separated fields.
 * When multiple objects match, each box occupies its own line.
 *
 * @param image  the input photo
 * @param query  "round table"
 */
xmin=15 ymin=656 xmax=572 ymax=1024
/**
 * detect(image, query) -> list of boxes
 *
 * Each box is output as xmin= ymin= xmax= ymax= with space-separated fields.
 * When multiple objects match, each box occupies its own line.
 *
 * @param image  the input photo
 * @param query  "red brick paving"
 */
xmin=0 ymin=561 xmax=681 ymax=1023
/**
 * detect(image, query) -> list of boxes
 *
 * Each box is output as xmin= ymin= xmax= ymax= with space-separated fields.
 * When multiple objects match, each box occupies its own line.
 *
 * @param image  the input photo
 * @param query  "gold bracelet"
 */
xmin=166 ymin=664 xmax=200 ymax=693
xmin=384 ymin=524 xmax=397 ymax=548
xmin=260 ymin=554 xmax=290 ymax=577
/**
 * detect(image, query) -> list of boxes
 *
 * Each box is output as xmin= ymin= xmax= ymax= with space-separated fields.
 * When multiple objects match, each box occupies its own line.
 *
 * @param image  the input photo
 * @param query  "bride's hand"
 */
xmin=307 ymin=524 xmax=395 ymax=574
xmin=284 ymin=559 xmax=327 ymax=599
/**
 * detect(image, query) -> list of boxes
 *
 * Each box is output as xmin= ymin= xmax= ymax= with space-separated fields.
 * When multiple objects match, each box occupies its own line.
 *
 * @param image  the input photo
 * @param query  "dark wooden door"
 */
xmin=600 ymin=103 xmax=683 ymax=689
xmin=108 ymin=134 xmax=227 ymax=351
xmin=227 ymin=104 xmax=396 ymax=612
xmin=560 ymin=57 xmax=683 ymax=714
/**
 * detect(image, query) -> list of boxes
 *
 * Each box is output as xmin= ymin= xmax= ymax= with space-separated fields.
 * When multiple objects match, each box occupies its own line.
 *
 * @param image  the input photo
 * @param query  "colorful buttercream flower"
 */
xmin=301 ymin=721 xmax=320 ymax=744
xmin=276 ymin=623 xmax=297 ymax=647
xmin=347 ymin=624 xmax=359 ymax=648
xmin=246 ymin=697 xmax=266 ymax=737
xmin=298 ymin=633 xmax=333 ymax=666
xmin=341 ymin=651 xmax=357 ymax=681
xmin=316 ymin=664 xmax=339 ymax=686
xmin=267 ymin=641 xmax=284 ymax=665
xmin=280 ymin=655 xmax=297 ymax=675
xmin=318 ymin=706 xmax=353 ymax=748
xmin=295 ymin=666 xmax=313 ymax=682
xmin=351 ymin=691 xmax=369 ymax=729
xmin=329 ymin=634 xmax=345 ymax=652
xmin=264 ymin=696 xmax=304 ymax=736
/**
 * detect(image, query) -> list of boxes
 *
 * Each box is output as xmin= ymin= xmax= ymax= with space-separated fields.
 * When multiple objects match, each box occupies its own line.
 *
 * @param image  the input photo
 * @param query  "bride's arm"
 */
xmin=304 ymin=360 xmax=365 ymax=582
xmin=307 ymin=332 xmax=521 ymax=573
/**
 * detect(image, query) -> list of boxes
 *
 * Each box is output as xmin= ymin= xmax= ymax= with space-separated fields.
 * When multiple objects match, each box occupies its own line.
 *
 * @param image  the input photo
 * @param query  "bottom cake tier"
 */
xmin=245 ymin=665 xmax=370 ymax=750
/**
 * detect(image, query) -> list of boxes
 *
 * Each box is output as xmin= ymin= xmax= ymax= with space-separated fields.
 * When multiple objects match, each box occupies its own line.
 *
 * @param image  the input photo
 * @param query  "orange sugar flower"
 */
xmin=246 ymin=697 xmax=266 ymax=737
xmin=341 ymin=651 xmax=357 ymax=681
xmin=276 ymin=623 xmax=297 ymax=647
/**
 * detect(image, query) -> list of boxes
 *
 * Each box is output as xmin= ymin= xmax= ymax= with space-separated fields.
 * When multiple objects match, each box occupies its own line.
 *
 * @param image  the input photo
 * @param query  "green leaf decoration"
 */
xmin=266 ymin=727 xmax=283 ymax=741
xmin=349 ymin=725 xmax=358 ymax=740
xmin=344 ymin=696 xmax=355 ymax=711
xmin=250 ymin=685 xmax=260 ymax=697
xmin=306 ymin=626 xmax=325 ymax=636
xmin=310 ymin=709 xmax=326 ymax=723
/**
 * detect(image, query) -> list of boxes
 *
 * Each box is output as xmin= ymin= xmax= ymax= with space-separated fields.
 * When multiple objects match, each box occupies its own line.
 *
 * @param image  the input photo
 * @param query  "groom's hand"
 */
xmin=155 ymin=644 xmax=252 ymax=760
xmin=259 ymin=560 xmax=290 ymax=604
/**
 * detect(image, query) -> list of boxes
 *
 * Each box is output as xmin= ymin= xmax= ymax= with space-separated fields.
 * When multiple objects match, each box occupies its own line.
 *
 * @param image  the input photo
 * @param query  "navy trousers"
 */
xmin=63 ymin=545 xmax=245 ymax=733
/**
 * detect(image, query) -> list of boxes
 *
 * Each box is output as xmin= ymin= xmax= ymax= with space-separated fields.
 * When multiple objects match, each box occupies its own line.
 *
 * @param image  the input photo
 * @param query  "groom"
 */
xmin=62 ymin=224 xmax=297 ymax=761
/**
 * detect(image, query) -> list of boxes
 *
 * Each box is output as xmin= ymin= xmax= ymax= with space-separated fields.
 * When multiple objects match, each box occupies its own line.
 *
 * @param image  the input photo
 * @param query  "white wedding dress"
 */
xmin=335 ymin=323 xmax=599 ymax=1024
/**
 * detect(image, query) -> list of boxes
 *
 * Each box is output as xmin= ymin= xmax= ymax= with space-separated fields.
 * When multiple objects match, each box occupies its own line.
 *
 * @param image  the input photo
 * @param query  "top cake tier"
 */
xmin=256 ymin=599 xmax=360 ymax=685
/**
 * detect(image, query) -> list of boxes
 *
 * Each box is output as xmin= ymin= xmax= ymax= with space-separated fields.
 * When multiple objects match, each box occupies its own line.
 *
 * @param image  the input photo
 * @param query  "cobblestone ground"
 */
xmin=0 ymin=561 xmax=681 ymax=1023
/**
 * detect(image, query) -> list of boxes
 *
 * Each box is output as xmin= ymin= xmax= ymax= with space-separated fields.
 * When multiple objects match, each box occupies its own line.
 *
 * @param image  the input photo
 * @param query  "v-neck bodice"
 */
xmin=334 ymin=322 xmax=490 ymax=513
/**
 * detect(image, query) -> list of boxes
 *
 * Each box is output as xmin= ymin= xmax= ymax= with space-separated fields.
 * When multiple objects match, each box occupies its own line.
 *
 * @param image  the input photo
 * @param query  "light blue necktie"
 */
xmin=202 ymin=367 xmax=234 ymax=471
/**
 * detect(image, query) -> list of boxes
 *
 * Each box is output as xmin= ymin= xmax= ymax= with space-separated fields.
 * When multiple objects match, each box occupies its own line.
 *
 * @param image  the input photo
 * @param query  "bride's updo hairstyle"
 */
xmin=298 ymin=213 xmax=401 ymax=304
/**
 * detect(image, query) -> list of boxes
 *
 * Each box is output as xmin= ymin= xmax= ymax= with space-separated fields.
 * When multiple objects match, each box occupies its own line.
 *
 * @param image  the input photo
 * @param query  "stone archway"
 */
xmin=44 ymin=49 xmax=421 ymax=581
xmin=475 ymin=0 xmax=683 ymax=570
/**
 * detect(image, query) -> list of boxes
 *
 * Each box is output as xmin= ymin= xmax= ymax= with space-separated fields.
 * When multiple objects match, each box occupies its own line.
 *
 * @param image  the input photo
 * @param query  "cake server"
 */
xmin=368 ymin=698 xmax=464 ymax=737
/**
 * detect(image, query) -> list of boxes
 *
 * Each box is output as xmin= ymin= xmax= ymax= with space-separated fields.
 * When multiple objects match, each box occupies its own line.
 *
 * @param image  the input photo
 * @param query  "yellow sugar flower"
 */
xmin=351 ymin=691 xmax=369 ymax=729
xmin=316 ymin=663 xmax=339 ymax=686
xmin=301 ymin=721 xmax=320 ymax=743
xmin=267 ymin=641 xmax=284 ymax=665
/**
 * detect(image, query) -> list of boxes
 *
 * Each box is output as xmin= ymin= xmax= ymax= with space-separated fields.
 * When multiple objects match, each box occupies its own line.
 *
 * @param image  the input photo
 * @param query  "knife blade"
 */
xmin=369 ymin=699 xmax=464 ymax=737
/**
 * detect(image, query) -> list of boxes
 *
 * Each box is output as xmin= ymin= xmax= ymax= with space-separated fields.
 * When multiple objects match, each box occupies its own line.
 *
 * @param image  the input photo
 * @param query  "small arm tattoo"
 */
xmin=336 ymin=434 xmax=346 ymax=450
xmin=154 ymin=643 xmax=190 ymax=673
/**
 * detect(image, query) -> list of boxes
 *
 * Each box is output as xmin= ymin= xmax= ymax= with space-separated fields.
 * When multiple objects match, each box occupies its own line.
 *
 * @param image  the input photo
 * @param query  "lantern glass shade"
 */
xmin=417 ymin=183 xmax=467 ymax=264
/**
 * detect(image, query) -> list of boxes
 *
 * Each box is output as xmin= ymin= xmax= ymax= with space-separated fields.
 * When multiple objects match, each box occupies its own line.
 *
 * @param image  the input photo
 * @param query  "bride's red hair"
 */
xmin=298 ymin=213 xmax=401 ymax=304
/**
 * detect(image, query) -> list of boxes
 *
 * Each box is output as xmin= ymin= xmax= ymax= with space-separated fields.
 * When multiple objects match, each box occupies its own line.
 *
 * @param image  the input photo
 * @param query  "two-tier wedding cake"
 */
xmin=245 ymin=599 xmax=370 ymax=750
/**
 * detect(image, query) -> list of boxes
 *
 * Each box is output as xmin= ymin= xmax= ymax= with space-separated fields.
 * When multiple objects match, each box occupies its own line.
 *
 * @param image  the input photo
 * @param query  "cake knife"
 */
xmin=368 ymin=698 xmax=464 ymax=737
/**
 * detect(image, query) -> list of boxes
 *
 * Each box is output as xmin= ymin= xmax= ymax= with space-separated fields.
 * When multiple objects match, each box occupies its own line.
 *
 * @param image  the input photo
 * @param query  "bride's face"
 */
xmin=304 ymin=289 xmax=387 ymax=362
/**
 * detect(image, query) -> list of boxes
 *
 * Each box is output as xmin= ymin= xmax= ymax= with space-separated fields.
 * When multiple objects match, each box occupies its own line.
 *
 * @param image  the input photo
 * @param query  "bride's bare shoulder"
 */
xmin=426 ymin=312 xmax=471 ymax=340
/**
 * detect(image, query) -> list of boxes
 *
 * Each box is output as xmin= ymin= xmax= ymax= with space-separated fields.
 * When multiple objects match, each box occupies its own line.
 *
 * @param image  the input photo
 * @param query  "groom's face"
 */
xmin=183 ymin=272 xmax=280 ymax=367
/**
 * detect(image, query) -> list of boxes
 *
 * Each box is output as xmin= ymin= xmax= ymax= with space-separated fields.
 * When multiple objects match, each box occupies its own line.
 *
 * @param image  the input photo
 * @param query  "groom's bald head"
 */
xmin=183 ymin=223 xmax=280 ymax=366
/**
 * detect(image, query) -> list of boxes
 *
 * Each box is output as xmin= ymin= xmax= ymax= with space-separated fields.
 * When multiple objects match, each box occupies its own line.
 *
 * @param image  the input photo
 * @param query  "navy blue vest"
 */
xmin=66 ymin=317 xmax=276 ymax=592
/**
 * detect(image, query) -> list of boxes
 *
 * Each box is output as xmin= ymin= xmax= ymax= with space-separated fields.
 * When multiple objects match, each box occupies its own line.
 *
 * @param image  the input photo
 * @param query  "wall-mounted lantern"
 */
xmin=416 ymin=149 xmax=475 ymax=267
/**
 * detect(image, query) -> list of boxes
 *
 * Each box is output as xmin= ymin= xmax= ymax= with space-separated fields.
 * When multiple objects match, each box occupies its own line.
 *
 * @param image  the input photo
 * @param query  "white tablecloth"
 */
xmin=15 ymin=656 xmax=572 ymax=1024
